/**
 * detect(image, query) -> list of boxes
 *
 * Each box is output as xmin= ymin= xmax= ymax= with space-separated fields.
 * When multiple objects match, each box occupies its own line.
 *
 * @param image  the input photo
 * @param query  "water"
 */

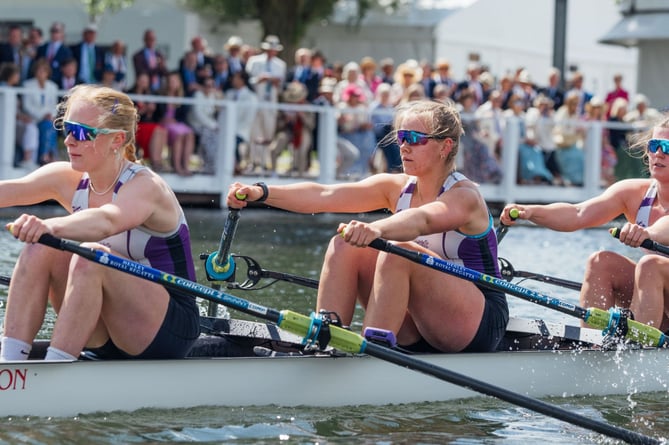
xmin=0 ymin=206 xmax=667 ymax=444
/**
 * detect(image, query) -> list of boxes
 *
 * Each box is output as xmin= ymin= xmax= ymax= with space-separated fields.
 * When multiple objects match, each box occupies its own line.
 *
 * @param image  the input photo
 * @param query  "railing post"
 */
xmin=501 ymin=116 xmax=520 ymax=202
xmin=0 ymin=87 xmax=17 ymax=176
xmin=318 ymin=106 xmax=337 ymax=183
xmin=584 ymin=122 xmax=603 ymax=195
xmin=219 ymin=100 xmax=238 ymax=202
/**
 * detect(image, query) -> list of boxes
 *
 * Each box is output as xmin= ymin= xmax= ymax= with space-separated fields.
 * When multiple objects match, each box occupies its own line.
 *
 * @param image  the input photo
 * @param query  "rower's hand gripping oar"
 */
xmin=367 ymin=238 xmax=667 ymax=348
xmin=610 ymin=226 xmax=669 ymax=256
xmin=495 ymin=208 xmax=519 ymax=243
xmin=27 ymin=232 xmax=661 ymax=445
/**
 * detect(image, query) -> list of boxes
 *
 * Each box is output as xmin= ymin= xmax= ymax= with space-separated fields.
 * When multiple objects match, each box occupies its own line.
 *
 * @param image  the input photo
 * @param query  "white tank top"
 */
xmin=395 ymin=172 xmax=500 ymax=277
xmin=70 ymin=162 xmax=196 ymax=279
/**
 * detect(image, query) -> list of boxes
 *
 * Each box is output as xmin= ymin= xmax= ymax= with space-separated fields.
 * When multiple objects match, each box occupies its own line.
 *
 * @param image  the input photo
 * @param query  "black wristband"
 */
xmin=253 ymin=182 xmax=269 ymax=202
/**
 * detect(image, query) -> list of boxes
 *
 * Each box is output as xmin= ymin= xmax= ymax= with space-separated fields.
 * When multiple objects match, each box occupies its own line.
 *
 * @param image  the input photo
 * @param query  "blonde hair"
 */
xmin=392 ymin=99 xmax=464 ymax=165
xmin=54 ymin=84 xmax=139 ymax=162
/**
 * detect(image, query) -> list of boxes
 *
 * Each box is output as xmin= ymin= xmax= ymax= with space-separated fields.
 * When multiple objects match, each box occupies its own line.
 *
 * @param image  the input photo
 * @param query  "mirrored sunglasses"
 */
xmin=397 ymin=130 xmax=437 ymax=146
xmin=63 ymin=121 xmax=124 ymax=141
xmin=647 ymin=138 xmax=669 ymax=155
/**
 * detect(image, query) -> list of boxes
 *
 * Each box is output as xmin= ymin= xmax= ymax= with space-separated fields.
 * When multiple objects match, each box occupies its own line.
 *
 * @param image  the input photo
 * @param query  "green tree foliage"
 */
xmin=80 ymin=0 xmax=135 ymax=23
xmin=183 ymin=0 xmax=401 ymax=64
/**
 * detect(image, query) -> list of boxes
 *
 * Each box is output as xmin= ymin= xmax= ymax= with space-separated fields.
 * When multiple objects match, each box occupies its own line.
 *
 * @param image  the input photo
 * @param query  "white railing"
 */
xmin=0 ymin=86 xmax=645 ymax=208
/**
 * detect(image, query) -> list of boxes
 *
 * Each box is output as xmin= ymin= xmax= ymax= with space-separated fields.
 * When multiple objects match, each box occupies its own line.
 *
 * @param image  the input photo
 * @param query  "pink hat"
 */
xmin=342 ymin=84 xmax=364 ymax=102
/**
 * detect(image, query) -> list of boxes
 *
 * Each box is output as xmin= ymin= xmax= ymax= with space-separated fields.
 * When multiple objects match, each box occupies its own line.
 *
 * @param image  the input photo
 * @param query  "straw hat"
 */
xmin=394 ymin=59 xmax=422 ymax=85
xmin=318 ymin=77 xmax=337 ymax=94
xmin=533 ymin=94 xmax=554 ymax=108
xmin=282 ymin=81 xmax=307 ymax=103
xmin=224 ymin=36 xmax=243 ymax=51
xmin=360 ymin=56 xmax=377 ymax=71
xmin=260 ymin=35 xmax=283 ymax=52
xmin=517 ymin=69 xmax=532 ymax=84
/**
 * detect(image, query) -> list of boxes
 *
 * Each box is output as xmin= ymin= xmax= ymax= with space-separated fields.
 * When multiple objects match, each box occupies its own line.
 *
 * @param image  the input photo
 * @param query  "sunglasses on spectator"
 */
xmin=63 ymin=121 xmax=125 ymax=141
xmin=647 ymin=138 xmax=669 ymax=155
xmin=397 ymin=130 xmax=439 ymax=146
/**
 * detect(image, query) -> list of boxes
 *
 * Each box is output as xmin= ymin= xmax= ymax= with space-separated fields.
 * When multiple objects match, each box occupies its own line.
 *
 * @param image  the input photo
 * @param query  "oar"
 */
xmin=367 ymin=238 xmax=667 ymax=348
xmin=29 ymin=233 xmax=660 ymax=445
xmin=495 ymin=208 xmax=519 ymax=243
xmin=610 ymin=227 xmax=669 ymax=256
xmin=204 ymin=206 xmax=242 ymax=282
xmin=201 ymin=199 xmax=245 ymax=315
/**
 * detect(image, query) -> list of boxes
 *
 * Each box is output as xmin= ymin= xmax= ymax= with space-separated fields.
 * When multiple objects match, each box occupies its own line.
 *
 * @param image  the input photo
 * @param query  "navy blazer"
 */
xmin=34 ymin=41 xmax=73 ymax=84
xmin=70 ymin=42 xmax=106 ymax=83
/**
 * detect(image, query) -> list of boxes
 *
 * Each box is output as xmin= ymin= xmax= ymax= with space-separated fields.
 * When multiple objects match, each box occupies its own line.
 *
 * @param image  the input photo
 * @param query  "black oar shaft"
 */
xmin=365 ymin=342 xmax=659 ymax=445
xmin=610 ymin=227 xmax=669 ymax=256
xmin=513 ymin=270 xmax=582 ymax=291
xmin=215 ymin=208 xmax=241 ymax=267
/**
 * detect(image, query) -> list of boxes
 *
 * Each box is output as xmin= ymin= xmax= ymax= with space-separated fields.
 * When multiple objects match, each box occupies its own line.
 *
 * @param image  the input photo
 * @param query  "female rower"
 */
xmin=500 ymin=115 xmax=669 ymax=332
xmin=227 ymin=99 xmax=508 ymax=353
xmin=0 ymin=85 xmax=200 ymax=361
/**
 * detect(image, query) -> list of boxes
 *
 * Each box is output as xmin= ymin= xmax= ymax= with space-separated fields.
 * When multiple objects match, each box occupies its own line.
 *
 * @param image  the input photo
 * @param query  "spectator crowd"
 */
xmin=0 ymin=21 xmax=663 ymax=183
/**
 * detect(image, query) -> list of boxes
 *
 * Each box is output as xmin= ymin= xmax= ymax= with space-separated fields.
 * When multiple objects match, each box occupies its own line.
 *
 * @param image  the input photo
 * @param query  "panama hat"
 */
xmin=282 ymin=81 xmax=308 ymax=102
xmin=260 ymin=35 xmax=283 ymax=51
xmin=224 ymin=36 xmax=243 ymax=51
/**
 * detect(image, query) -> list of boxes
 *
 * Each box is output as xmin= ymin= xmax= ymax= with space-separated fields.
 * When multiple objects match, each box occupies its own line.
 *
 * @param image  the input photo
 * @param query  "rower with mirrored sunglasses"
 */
xmin=501 ymin=116 xmax=669 ymax=340
xmin=62 ymin=120 xmax=127 ymax=141
xmin=0 ymin=84 xmax=200 ymax=362
xmin=647 ymin=138 xmax=669 ymax=155
xmin=226 ymin=99 xmax=508 ymax=354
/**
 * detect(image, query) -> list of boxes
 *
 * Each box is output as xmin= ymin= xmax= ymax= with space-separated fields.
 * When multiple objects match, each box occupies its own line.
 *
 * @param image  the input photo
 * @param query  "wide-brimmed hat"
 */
xmin=224 ymin=35 xmax=243 ymax=51
xmin=282 ymin=81 xmax=307 ymax=102
xmin=260 ymin=35 xmax=283 ymax=51
xmin=318 ymin=77 xmax=337 ymax=94
xmin=341 ymin=84 xmax=365 ymax=102
xmin=517 ymin=69 xmax=532 ymax=84
xmin=394 ymin=59 xmax=422 ymax=85
xmin=533 ymin=94 xmax=554 ymax=108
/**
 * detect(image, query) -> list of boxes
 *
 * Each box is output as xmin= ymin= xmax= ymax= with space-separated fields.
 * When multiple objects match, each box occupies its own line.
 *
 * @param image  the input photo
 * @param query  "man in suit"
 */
xmin=0 ymin=25 xmax=24 ymax=79
xmin=566 ymin=71 xmax=592 ymax=116
xmin=132 ymin=29 xmax=168 ymax=92
xmin=70 ymin=24 xmax=105 ymax=84
xmin=180 ymin=36 xmax=214 ymax=75
xmin=34 ymin=21 xmax=73 ymax=85
xmin=58 ymin=57 xmax=79 ymax=94
xmin=536 ymin=67 xmax=564 ymax=111
xmin=455 ymin=62 xmax=484 ymax=107
xmin=224 ymin=36 xmax=245 ymax=77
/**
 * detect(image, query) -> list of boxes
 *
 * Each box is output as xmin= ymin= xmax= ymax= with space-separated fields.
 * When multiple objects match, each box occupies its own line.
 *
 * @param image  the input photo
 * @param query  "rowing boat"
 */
xmin=1 ymin=316 xmax=668 ymax=418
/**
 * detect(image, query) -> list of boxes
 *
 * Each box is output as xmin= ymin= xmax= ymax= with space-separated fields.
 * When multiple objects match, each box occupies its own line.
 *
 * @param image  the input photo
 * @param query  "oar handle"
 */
xmin=205 ymin=207 xmax=242 ymax=281
xmin=610 ymin=227 xmax=669 ymax=256
xmin=496 ymin=208 xmax=519 ymax=244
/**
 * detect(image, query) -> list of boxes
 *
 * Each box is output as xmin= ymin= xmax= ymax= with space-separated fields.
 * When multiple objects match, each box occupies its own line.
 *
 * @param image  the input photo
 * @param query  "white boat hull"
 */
xmin=1 ymin=345 xmax=668 ymax=417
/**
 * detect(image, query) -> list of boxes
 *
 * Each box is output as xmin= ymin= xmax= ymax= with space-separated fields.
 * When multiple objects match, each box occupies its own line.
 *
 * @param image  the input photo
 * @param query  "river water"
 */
xmin=0 ymin=206 xmax=667 ymax=444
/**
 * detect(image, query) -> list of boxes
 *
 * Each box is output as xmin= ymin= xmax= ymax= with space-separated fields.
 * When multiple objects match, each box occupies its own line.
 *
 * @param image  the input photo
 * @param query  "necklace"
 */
xmin=89 ymin=162 xmax=125 ymax=196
